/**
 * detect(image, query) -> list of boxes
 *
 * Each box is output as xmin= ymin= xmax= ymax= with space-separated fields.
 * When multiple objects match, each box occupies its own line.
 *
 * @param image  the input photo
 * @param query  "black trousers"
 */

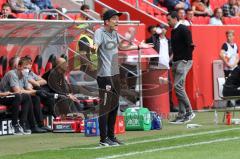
xmin=54 ymin=97 xmax=83 ymax=115
xmin=40 ymin=96 xmax=56 ymax=117
xmin=30 ymin=96 xmax=43 ymax=127
xmin=97 ymin=74 xmax=120 ymax=141
xmin=17 ymin=93 xmax=37 ymax=128
xmin=0 ymin=94 xmax=21 ymax=125
xmin=223 ymin=86 xmax=240 ymax=97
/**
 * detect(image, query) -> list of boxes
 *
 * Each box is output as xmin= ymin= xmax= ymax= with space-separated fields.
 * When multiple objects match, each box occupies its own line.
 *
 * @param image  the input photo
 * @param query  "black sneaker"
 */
xmin=227 ymin=101 xmax=235 ymax=107
xmin=31 ymin=126 xmax=47 ymax=133
xmin=109 ymin=137 xmax=124 ymax=145
xmin=183 ymin=112 xmax=196 ymax=123
xmin=39 ymin=126 xmax=52 ymax=132
xmin=169 ymin=116 xmax=184 ymax=124
xmin=20 ymin=123 xmax=32 ymax=135
xmin=99 ymin=138 xmax=119 ymax=147
xmin=13 ymin=124 xmax=24 ymax=135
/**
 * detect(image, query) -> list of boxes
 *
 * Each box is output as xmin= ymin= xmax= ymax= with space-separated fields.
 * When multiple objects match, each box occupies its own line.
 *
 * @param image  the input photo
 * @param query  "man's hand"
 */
xmin=90 ymin=44 xmax=98 ymax=53
xmin=139 ymin=41 xmax=154 ymax=49
xmin=68 ymin=94 xmax=78 ymax=102
xmin=2 ymin=92 xmax=13 ymax=96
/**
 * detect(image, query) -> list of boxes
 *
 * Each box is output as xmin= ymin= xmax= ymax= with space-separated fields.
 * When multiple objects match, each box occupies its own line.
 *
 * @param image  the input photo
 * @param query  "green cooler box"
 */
xmin=124 ymin=107 xmax=151 ymax=131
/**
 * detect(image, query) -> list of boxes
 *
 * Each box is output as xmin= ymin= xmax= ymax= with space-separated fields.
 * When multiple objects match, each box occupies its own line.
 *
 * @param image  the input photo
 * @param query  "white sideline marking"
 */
xmin=96 ymin=137 xmax=240 ymax=159
xmin=72 ymin=127 xmax=240 ymax=150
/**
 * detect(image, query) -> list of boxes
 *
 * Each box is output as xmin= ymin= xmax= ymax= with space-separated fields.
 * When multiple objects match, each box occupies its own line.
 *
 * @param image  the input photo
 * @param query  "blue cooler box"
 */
xmin=84 ymin=118 xmax=100 ymax=137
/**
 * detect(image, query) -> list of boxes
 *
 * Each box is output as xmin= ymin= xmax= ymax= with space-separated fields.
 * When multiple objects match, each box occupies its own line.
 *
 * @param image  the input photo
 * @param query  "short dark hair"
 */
xmin=18 ymin=57 xmax=30 ymax=66
xmin=2 ymin=3 xmax=11 ymax=9
xmin=23 ymin=55 xmax=32 ymax=63
xmin=167 ymin=11 xmax=179 ymax=21
xmin=186 ymin=8 xmax=193 ymax=13
xmin=80 ymin=4 xmax=90 ymax=11
xmin=177 ymin=8 xmax=185 ymax=13
xmin=147 ymin=25 xmax=156 ymax=33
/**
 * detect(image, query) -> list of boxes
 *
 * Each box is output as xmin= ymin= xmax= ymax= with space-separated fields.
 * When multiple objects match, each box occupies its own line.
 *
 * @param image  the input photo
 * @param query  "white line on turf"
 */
xmin=71 ymin=127 xmax=240 ymax=150
xmin=96 ymin=137 xmax=240 ymax=159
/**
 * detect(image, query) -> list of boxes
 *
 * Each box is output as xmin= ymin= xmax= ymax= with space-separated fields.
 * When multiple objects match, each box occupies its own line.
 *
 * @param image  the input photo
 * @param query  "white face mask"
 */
xmin=22 ymin=68 xmax=30 ymax=76
xmin=156 ymin=27 xmax=162 ymax=34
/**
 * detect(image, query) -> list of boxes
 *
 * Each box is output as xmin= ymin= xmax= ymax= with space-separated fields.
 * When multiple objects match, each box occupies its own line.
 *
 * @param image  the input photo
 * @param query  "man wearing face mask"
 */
xmin=22 ymin=56 xmax=58 ymax=120
xmin=92 ymin=9 xmax=153 ymax=146
xmin=0 ymin=57 xmax=46 ymax=133
xmin=146 ymin=24 xmax=176 ymax=112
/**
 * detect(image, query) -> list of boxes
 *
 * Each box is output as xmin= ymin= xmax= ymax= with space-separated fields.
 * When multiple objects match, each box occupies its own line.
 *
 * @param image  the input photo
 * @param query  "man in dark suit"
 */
xmin=167 ymin=11 xmax=195 ymax=124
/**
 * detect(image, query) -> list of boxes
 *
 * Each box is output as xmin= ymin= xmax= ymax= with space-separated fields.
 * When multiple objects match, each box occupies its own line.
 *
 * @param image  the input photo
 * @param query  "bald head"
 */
xmin=56 ymin=57 xmax=68 ymax=74
xmin=56 ymin=57 xmax=66 ymax=65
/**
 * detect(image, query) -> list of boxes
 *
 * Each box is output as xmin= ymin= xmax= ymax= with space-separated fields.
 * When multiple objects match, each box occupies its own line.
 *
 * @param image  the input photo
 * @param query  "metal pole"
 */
xmin=66 ymin=10 xmax=98 ymax=20
xmin=138 ymin=48 xmax=143 ymax=108
xmin=136 ymin=0 xmax=139 ymax=9
xmin=36 ymin=9 xmax=73 ymax=20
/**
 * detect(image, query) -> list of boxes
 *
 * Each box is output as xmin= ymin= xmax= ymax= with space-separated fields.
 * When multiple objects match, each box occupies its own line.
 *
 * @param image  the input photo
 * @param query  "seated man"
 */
xmin=0 ymin=91 xmax=31 ymax=135
xmin=9 ymin=56 xmax=20 ymax=70
xmin=32 ymin=0 xmax=53 ymax=10
xmin=0 ymin=3 xmax=16 ymax=19
xmin=155 ymin=0 xmax=190 ymax=12
xmin=23 ymin=0 xmax=40 ymax=12
xmin=0 ymin=57 xmax=46 ymax=133
xmin=42 ymin=57 xmax=93 ymax=116
xmin=24 ymin=56 xmax=56 ymax=117
xmin=8 ymin=0 xmax=29 ymax=13
xmin=223 ymin=64 xmax=240 ymax=97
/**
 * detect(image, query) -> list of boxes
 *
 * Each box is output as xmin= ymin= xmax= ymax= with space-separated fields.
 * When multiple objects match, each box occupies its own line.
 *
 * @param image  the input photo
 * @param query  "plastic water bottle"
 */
xmin=214 ymin=110 xmax=218 ymax=125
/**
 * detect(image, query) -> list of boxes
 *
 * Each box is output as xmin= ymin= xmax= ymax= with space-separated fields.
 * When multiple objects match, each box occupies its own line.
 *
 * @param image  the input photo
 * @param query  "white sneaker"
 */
xmin=183 ymin=112 xmax=196 ymax=123
xmin=169 ymin=116 xmax=185 ymax=124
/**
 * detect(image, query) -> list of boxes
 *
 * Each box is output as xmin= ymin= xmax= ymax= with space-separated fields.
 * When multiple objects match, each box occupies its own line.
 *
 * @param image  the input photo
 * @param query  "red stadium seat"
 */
xmin=32 ymin=55 xmax=43 ymax=75
xmin=0 ymin=105 xmax=7 ymax=113
xmin=0 ymin=0 xmax=7 ymax=10
xmin=27 ymin=13 xmax=35 ymax=19
xmin=0 ymin=56 xmax=8 ymax=77
xmin=231 ymin=18 xmax=240 ymax=25
xmin=67 ymin=13 xmax=77 ymax=20
xmin=223 ymin=17 xmax=231 ymax=24
xmin=45 ymin=62 xmax=52 ymax=72
xmin=17 ymin=13 xmax=28 ymax=19
xmin=45 ymin=54 xmax=56 ymax=72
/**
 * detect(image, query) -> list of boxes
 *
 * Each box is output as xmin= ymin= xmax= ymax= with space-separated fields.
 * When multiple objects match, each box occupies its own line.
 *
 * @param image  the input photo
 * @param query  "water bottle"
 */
xmin=226 ymin=112 xmax=232 ymax=125
xmin=214 ymin=110 xmax=218 ymax=125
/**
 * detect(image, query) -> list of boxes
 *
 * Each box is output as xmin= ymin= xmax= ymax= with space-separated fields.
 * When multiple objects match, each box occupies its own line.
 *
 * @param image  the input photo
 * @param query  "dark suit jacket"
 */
xmin=146 ymin=34 xmax=172 ymax=66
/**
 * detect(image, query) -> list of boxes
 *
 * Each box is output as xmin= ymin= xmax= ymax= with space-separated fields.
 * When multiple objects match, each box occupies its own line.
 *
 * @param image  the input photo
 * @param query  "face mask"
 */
xmin=22 ymin=68 xmax=30 ymax=76
xmin=156 ymin=27 xmax=162 ymax=34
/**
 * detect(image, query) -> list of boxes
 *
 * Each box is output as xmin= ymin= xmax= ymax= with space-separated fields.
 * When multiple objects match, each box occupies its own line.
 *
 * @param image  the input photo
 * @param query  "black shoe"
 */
xmin=99 ymin=138 xmax=119 ymax=147
xmin=31 ymin=126 xmax=47 ymax=133
xmin=12 ymin=124 xmax=24 ymax=135
xmin=20 ymin=123 xmax=31 ymax=135
xmin=39 ymin=126 xmax=52 ymax=132
xmin=227 ymin=101 xmax=235 ymax=107
xmin=109 ymin=137 xmax=124 ymax=145
xmin=169 ymin=115 xmax=184 ymax=124
xmin=183 ymin=112 xmax=196 ymax=123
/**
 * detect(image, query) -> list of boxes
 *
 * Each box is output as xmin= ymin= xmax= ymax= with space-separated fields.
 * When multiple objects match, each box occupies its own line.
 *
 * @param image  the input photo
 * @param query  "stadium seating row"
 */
xmin=123 ymin=0 xmax=240 ymax=25
xmin=0 ymin=53 xmax=56 ymax=114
